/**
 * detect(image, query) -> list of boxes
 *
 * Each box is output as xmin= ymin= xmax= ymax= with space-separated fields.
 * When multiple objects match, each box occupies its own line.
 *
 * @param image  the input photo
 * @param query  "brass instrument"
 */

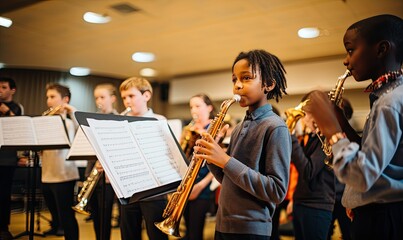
xmin=72 ymin=166 xmax=100 ymax=215
xmin=180 ymin=115 xmax=202 ymax=160
xmin=72 ymin=106 xmax=133 ymax=215
xmin=285 ymin=100 xmax=309 ymax=134
xmin=319 ymin=69 xmax=352 ymax=167
xmin=42 ymin=105 xmax=62 ymax=116
xmin=155 ymin=94 xmax=241 ymax=237
xmin=120 ymin=106 xmax=132 ymax=115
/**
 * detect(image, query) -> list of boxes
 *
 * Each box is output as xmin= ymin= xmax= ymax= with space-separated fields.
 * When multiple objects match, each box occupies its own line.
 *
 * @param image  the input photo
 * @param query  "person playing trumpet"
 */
xmin=41 ymin=83 xmax=80 ymax=239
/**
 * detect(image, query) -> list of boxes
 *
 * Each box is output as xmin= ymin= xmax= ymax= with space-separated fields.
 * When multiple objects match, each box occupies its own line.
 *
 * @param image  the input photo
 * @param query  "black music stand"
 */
xmin=1 ymin=115 xmax=71 ymax=240
xmin=3 ymin=145 xmax=68 ymax=240
xmin=13 ymin=150 xmax=45 ymax=240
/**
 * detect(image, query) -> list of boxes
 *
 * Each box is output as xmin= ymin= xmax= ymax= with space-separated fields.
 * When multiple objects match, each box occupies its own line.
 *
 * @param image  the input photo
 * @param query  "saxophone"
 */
xmin=155 ymin=94 xmax=241 ymax=237
xmin=72 ymin=107 xmax=132 ymax=215
xmin=321 ymin=69 xmax=351 ymax=167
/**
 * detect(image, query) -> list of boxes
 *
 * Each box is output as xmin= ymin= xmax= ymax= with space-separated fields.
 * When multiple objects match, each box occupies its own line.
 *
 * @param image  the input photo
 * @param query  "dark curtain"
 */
xmin=0 ymin=68 xmax=125 ymax=116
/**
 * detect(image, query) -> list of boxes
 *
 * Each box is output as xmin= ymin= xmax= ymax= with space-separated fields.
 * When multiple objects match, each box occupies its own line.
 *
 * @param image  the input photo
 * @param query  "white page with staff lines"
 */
xmin=85 ymin=119 xmax=186 ymax=199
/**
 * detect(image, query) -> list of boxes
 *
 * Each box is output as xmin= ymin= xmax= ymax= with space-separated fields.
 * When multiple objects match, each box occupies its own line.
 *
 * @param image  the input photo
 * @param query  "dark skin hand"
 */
xmin=304 ymin=90 xmax=361 ymax=144
xmin=303 ymin=90 xmax=342 ymax=140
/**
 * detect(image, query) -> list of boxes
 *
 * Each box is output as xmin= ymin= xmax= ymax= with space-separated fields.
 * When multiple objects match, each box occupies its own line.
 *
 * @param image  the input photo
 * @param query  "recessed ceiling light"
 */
xmin=0 ymin=16 xmax=12 ymax=28
xmin=132 ymin=52 xmax=155 ymax=63
xmin=83 ymin=12 xmax=111 ymax=24
xmin=140 ymin=68 xmax=157 ymax=77
xmin=298 ymin=27 xmax=320 ymax=39
xmin=70 ymin=67 xmax=90 ymax=76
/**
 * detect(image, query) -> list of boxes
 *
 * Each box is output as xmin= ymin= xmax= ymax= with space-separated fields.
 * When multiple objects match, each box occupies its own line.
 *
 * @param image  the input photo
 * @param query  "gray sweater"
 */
xmin=208 ymin=104 xmax=291 ymax=236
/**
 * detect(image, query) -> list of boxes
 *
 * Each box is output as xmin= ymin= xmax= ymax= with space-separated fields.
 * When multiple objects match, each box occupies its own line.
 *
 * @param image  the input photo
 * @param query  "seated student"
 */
xmin=305 ymin=14 xmax=403 ymax=240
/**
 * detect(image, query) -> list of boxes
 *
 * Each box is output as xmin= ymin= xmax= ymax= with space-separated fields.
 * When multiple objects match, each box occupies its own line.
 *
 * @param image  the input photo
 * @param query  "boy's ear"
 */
xmin=62 ymin=96 xmax=70 ymax=103
xmin=377 ymin=40 xmax=391 ymax=58
xmin=264 ymin=81 xmax=276 ymax=93
xmin=143 ymin=90 xmax=152 ymax=101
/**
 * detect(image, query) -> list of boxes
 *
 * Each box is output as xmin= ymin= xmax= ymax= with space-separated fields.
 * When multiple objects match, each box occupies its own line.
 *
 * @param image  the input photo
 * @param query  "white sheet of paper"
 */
xmin=67 ymin=127 xmax=96 ymax=159
xmin=83 ymin=119 xmax=187 ymax=199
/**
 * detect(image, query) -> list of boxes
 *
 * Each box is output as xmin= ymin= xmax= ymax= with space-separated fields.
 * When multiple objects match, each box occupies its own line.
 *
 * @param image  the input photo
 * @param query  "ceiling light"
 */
xmin=0 ymin=16 xmax=12 ymax=28
xmin=140 ymin=68 xmax=157 ymax=77
xmin=70 ymin=67 xmax=90 ymax=76
xmin=298 ymin=27 xmax=320 ymax=39
xmin=83 ymin=12 xmax=111 ymax=24
xmin=132 ymin=52 xmax=155 ymax=63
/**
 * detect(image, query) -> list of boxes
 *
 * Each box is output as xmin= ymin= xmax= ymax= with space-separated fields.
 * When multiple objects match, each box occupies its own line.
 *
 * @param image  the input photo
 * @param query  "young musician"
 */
xmin=195 ymin=49 xmax=291 ymax=240
xmin=183 ymin=93 xmax=216 ymax=240
xmin=86 ymin=83 xmax=119 ymax=240
xmin=0 ymin=77 xmax=23 ymax=240
xmin=305 ymin=15 xmax=403 ymax=240
xmin=41 ymin=83 xmax=79 ymax=240
xmin=289 ymin=92 xmax=336 ymax=240
xmin=118 ymin=77 xmax=168 ymax=240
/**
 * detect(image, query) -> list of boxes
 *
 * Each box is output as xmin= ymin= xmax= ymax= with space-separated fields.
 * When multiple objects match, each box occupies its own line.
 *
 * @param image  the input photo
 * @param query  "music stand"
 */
xmin=3 ymin=146 xmax=68 ymax=240
xmin=0 ymin=115 xmax=71 ymax=240
xmin=13 ymin=150 xmax=45 ymax=239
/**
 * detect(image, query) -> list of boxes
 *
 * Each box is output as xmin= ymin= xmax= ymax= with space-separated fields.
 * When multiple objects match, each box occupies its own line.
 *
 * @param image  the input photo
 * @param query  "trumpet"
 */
xmin=72 ymin=106 xmax=133 ymax=215
xmin=120 ymin=107 xmax=132 ymax=116
xmin=42 ymin=105 xmax=62 ymax=116
xmin=155 ymin=94 xmax=240 ymax=237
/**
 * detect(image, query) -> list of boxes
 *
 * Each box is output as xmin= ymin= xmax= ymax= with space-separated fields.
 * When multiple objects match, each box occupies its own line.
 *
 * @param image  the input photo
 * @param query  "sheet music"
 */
xmin=0 ymin=116 xmax=36 ymax=145
xmin=84 ymin=119 xmax=187 ymax=199
xmin=32 ymin=116 xmax=70 ymax=145
xmin=67 ymin=127 xmax=96 ymax=159
xmin=129 ymin=120 xmax=187 ymax=184
xmin=0 ymin=116 xmax=70 ymax=149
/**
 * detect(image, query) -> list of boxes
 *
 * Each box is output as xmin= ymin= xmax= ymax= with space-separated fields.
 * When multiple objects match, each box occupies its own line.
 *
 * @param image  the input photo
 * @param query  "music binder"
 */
xmin=0 ymin=115 xmax=70 ymax=151
xmin=74 ymin=111 xmax=188 ymax=205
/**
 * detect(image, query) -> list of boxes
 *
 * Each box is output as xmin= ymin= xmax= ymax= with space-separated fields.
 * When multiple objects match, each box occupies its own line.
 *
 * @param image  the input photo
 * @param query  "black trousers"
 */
xmin=42 ymin=181 xmax=79 ymax=240
xmin=89 ymin=183 xmax=115 ymax=240
xmin=215 ymin=231 xmax=270 ymax=240
xmin=183 ymin=198 xmax=210 ymax=240
xmin=351 ymin=201 xmax=403 ymax=240
xmin=0 ymin=166 xmax=15 ymax=231
xmin=120 ymin=199 xmax=168 ymax=240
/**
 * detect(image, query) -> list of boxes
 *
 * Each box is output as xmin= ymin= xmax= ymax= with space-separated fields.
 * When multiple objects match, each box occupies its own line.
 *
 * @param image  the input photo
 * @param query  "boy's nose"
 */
xmin=234 ymin=80 xmax=243 ymax=90
xmin=343 ymin=56 xmax=349 ymax=67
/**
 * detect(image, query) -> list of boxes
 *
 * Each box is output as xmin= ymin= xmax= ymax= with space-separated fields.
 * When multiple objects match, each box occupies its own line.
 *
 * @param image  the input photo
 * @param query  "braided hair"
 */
xmin=232 ymin=49 xmax=287 ymax=102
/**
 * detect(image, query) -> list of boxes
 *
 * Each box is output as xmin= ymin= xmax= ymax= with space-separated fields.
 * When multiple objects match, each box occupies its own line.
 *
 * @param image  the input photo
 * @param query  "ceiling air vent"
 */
xmin=110 ymin=3 xmax=140 ymax=14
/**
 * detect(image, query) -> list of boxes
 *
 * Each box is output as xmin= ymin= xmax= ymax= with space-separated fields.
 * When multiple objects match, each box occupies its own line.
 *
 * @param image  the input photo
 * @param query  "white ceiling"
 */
xmin=0 ymin=0 xmax=402 ymax=81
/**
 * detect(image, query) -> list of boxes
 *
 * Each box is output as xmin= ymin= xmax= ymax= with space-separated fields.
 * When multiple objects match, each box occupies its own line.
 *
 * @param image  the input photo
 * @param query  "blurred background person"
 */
xmin=0 ymin=77 xmax=23 ymax=240
xmin=182 ymin=93 xmax=216 ymax=240
xmin=84 ymin=83 xmax=119 ymax=240
xmin=41 ymin=83 xmax=79 ymax=240
xmin=289 ymin=92 xmax=335 ymax=240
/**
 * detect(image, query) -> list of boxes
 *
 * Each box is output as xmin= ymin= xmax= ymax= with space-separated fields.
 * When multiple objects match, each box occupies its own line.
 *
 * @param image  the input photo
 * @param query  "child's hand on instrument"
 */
xmin=194 ymin=132 xmax=231 ymax=169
